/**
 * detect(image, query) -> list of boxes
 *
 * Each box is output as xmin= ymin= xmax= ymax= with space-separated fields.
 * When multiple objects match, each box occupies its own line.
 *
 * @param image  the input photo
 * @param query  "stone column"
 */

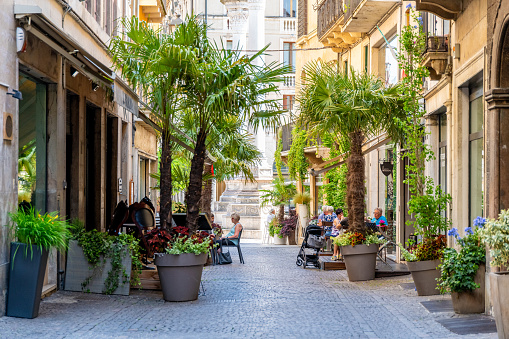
xmin=221 ymin=0 xmax=249 ymax=53
xmin=248 ymin=0 xmax=265 ymax=63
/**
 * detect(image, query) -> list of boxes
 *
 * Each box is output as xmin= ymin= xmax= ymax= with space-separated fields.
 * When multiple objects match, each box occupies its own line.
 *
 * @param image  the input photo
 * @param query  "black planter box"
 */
xmin=6 ymin=242 xmax=49 ymax=319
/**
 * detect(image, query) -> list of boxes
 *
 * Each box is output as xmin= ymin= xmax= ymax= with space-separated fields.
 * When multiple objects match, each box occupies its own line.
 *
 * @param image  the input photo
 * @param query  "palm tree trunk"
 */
xmin=186 ymin=127 xmax=207 ymax=232
xmin=201 ymin=162 xmax=213 ymax=218
xmin=160 ymin=132 xmax=172 ymax=229
xmin=346 ymin=130 xmax=366 ymax=236
xmin=278 ymin=204 xmax=284 ymax=225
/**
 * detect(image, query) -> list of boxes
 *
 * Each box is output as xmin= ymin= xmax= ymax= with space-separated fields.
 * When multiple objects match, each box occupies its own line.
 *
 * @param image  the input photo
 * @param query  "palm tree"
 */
xmin=172 ymin=34 xmax=290 ymax=231
xmin=297 ymin=61 xmax=405 ymax=235
xmin=110 ymin=16 xmax=205 ymax=228
xmin=260 ymin=178 xmax=297 ymax=225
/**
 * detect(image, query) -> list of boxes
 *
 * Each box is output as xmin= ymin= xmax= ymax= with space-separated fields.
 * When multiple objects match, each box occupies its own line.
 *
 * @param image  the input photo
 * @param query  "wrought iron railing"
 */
xmin=424 ymin=35 xmax=449 ymax=54
xmin=343 ymin=0 xmax=362 ymax=23
xmin=317 ymin=0 xmax=345 ymax=40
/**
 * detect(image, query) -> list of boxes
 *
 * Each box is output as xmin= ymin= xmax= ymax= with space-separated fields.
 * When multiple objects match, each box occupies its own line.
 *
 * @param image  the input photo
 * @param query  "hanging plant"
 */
xmin=287 ymin=126 xmax=309 ymax=182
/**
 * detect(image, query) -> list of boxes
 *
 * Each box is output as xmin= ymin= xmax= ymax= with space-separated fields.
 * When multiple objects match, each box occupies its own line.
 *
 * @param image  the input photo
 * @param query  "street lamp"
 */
xmin=169 ymin=15 xmax=183 ymax=31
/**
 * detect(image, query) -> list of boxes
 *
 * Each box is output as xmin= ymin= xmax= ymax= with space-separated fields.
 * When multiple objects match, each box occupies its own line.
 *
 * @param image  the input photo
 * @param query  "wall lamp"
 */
xmin=70 ymin=66 xmax=79 ymax=77
xmin=92 ymin=82 xmax=99 ymax=92
xmin=6 ymin=90 xmax=23 ymax=100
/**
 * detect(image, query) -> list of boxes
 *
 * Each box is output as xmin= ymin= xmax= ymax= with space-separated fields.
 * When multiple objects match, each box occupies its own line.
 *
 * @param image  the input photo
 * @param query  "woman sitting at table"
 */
xmin=218 ymin=212 xmax=243 ymax=249
xmin=319 ymin=206 xmax=337 ymax=237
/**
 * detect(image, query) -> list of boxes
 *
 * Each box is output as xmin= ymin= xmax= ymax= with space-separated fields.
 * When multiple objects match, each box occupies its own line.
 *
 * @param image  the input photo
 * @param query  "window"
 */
xmin=364 ymin=45 xmax=369 ymax=72
xmin=283 ymin=0 xmax=297 ymax=17
xmin=283 ymin=95 xmax=295 ymax=111
xmin=469 ymin=81 xmax=484 ymax=223
xmin=344 ymin=61 xmax=348 ymax=76
xmin=384 ymin=37 xmax=398 ymax=85
xmin=226 ymin=40 xmax=233 ymax=50
xmin=438 ymin=113 xmax=447 ymax=194
xmin=283 ymin=42 xmax=296 ymax=73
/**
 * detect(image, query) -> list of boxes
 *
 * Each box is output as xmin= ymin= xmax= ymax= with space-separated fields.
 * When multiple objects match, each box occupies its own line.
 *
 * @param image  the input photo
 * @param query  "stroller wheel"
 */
xmin=296 ymin=258 xmax=303 ymax=266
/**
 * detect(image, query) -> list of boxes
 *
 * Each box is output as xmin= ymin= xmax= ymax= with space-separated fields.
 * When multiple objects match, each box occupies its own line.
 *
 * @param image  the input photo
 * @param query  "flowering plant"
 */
xmin=438 ymin=217 xmax=486 ymax=293
xmin=481 ymin=210 xmax=509 ymax=268
xmin=333 ymin=232 xmax=386 ymax=247
xmin=164 ymin=226 xmax=215 ymax=255
xmin=398 ymin=235 xmax=446 ymax=262
xmin=280 ymin=209 xmax=298 ymax=237
xmin=212 ymin=223 xmax=222 ymax=237
xmin=269 ymin=218 xmax=283 ymax=238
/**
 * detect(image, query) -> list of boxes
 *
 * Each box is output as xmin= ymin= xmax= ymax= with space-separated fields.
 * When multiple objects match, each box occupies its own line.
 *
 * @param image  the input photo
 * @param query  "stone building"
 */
xmin=0 ymin=0 xmax=160 ymax=316
xmin=176 ymin=0 xmax=297 ymax=239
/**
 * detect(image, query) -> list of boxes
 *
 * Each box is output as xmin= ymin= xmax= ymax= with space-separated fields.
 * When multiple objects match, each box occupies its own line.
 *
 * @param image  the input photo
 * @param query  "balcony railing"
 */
xmin=423 ymin=35 xmax=449 ymax=54
xmin=282 ymin=74 xmax=296 ymax=88
xmin=317 ymin=0 xmax=345 ymax=40
xmin=281 ymin=18 xmax=297 ymax=34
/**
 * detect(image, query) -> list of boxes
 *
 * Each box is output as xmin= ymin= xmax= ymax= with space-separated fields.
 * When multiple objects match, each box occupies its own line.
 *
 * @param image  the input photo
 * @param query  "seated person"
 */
xmin=217 ymin=212 xmax=243 ymax=250
xmin=371 ymin=207 xmax=388 ymax=230
xmin=319 ymin=206 xmax=337 ymax=236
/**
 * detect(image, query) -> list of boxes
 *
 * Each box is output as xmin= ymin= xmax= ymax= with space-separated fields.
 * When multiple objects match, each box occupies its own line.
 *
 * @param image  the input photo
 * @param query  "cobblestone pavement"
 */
xmin=0 ymin=243 xmax=498 ymax=339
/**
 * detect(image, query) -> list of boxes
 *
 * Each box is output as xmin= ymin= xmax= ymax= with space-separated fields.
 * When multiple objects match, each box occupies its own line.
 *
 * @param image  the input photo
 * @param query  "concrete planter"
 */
xmin=155 ymin=253 xmax=207 ymax=302
xmin=273 ymin=236 xmax=287 ymax=245
xmin=451 ymin=264 xmax=485 ymax=314
xmin=6 ymin=242 xmax=48 ymax=319
xmin=490 ymin=271 xmax=509 ymax=339
xmin=65 ymin=240 xmax=131 ymax=295
xmin=406 ymin=259 xmax=441 ymax=296
xmin=341 ymin=244 xmax=378 ymax=281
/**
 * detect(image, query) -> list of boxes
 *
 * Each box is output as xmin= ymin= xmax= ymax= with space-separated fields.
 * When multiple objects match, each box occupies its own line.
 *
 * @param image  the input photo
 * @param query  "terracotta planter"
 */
xmin=451 ymin=264 xmax=485 ymax=314
xmin=273 ymin=236 xmax=287 ymax=245
xmin=341 ymin=244 xmax=378 ymax=281
xmin=155 ymin=253 xmax=207 ymax=302
xmin=490 ymin=271 xmax=509 ymax=339
xmin=406 ymin=259 xmax=441 ymax=296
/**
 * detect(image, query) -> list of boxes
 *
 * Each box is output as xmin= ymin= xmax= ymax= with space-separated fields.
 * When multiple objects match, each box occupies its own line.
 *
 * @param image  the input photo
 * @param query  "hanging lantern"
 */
xmin=380 ymin=161 xmax=393 ymax=176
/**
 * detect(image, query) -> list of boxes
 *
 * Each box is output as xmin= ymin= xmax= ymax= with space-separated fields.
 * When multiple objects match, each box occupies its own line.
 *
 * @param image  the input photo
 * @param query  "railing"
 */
xmin=423 ymin=35 xmax=449 ymax=54
xmin=343 ymin=0 xmax=362 ymax=23
xmin=281 ymin=18 xmax=297 ymax=34
xmin=317 ymin=0 xmax=345 ymax=40
xmin=282 ymin=74 xmax=296 ymax=88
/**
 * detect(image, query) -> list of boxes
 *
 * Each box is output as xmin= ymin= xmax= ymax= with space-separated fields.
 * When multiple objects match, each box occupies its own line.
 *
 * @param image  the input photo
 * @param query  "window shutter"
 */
xmin=298 ymin=0 xmax=307 ymax=38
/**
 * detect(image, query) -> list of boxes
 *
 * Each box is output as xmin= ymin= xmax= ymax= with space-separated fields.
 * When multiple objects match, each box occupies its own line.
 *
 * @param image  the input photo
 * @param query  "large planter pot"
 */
xmin=288 ymin=230 xmax=297 ymax=245
xmin=406 ymin=259 xmax=441 ymax=296
xmin=490 ymin=271 xmax=509 ymax=339
xmin=451 ymin=264 xmax=485 ymax=314
xmin=155 ymin=252 xmax=207 ymax=302
xmin=341 ymin=244 xmax=378 ymax=281
xmin=273 ymin=236 xmax=287 ymax=245
xmin=6 ymin=242 xmax=49 ymax=319
xmin=65 ymin=240 xmax=131 ymax=295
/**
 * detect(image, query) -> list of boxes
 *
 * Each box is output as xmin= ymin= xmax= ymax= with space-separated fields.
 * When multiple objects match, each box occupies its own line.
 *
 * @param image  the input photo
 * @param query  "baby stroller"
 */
xmin=296 ymin=225 xmax=326 ymax=269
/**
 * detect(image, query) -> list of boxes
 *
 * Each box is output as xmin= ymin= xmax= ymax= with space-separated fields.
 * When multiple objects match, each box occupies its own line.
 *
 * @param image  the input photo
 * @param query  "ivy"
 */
xmin=274 ymin=130 xmax=284 ymax=181
xmin=322 ymin=135 xmax=348 ymax=213
xmin=287 ymin=126 xmax=308 ymax=182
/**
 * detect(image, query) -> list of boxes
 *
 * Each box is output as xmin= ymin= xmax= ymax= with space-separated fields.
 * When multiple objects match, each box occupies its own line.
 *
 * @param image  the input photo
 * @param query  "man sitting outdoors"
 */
xmin=371 ymin=207 xmax=388 ymax=230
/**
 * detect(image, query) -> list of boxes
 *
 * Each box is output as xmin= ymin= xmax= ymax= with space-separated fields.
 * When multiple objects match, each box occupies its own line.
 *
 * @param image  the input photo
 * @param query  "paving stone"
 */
xmin=0 ymin=244 xmax=498 ymax=338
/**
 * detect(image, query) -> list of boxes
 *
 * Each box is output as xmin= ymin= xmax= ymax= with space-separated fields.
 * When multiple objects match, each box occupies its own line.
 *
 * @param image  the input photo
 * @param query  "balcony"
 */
xmin=421 ymin=35 xmax=450 ymax=80
xmin=281 ymin=18 xmax=297 ymax=34
xmin=342 ymin=0 xmax=400 ymax=33
xmin=280 ymin=123 xmax=330 ymax=166
xmin=281 ymin=74 xmax=296 ymax=88
xmin=415 ymin=0 xmax=462 ymax=20
xmin=317 ymin=0 xmax=345 ymax=40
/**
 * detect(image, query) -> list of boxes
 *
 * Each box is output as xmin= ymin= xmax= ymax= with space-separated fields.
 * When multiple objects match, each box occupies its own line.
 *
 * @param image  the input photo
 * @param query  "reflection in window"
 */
xmin=469 ymin=85 xmax=484 ymax=223
xmin=283 ymin=42 xmax=296 ymax=73
xmin=283 ymin=0 xmax=296 ymax=17
xmin=385 ymin=37 xmax=398 ymax=85
xmin=18 ymin=73 xmax=47 ymax=212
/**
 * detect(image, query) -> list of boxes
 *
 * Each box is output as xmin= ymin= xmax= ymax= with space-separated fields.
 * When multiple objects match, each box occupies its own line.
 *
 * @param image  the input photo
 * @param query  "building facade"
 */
xmin=0 ymin=0 xmax=159 ymax=315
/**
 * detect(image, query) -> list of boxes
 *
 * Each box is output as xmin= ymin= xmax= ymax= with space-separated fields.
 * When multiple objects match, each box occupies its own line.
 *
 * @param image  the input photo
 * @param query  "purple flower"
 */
xmin=473 ymin=216 xmax=486 ymax=228
xmin=448 ymin=227 xmax=459 ymax=237
xmin=417 ymin=16 xmax=423 ymax=23
xmin=406 ymin=4 xmax=412 ymax=9
xmin=465 ymin=227 xmax=473 ymax=235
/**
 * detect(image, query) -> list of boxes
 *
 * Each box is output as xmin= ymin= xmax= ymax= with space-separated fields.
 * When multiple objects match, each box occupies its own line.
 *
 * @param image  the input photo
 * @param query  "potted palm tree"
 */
xmin=154 ymin=226 xmax=215 ymax=302
xmin=6 ymin=207 xmax=69 ymax=318
xmin=438 ymin=217 xmax=486 ymax=314
xmin=297 ymin=61 xmax=406 ymax=281
xmin=481 ymin=209 xmax=509 ymax=338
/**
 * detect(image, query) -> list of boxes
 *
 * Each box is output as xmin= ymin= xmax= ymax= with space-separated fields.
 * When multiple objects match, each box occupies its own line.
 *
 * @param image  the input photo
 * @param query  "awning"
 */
xmin=14 ymin=5 xmax=115 ymax=88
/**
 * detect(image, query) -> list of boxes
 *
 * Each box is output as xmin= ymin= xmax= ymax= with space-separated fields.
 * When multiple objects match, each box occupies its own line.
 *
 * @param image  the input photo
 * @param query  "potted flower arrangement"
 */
xmin=154 ymin=226 xmax=215 ymax=302
xmin=438 ymin=217 xmax=486 ymax=314
xmin=65 ymin=219 xmax=143 ymax=296
xmin=7 ymin=207 xmax=69 ymax=318
xmin=333 ymin=232 xmax=386 ymax=281
xmin=269 ymin=218 xmax=286 ymax=245
xmin=480 ymin=209 xmax=509 ymax=338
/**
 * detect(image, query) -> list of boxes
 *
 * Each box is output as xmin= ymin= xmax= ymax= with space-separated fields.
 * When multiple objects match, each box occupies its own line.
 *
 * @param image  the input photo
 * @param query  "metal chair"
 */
xmin=221 ymin=228 xmax=245 ymax=264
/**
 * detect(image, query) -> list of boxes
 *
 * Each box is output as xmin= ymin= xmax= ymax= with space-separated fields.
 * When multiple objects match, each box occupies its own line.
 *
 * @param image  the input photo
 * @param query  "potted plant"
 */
xmin=438 ymin=217 xmax=486 ymax=313
xmin=333 ymin=232 xmax=386 ymax=281
xmin=481 ymin=209 xmax=509 ymax=338
xmin=269 ymin=218 xmax=286 ymax=245
xmin=155 ymin=226 xmax=214 ymax=302
xmin=65 ymin=220 xmax=142 ymax=296
xmin=6 ymin=207 xmax=69 ymax=318
xmin=281 ymin=209 xmax=298 ymax=245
